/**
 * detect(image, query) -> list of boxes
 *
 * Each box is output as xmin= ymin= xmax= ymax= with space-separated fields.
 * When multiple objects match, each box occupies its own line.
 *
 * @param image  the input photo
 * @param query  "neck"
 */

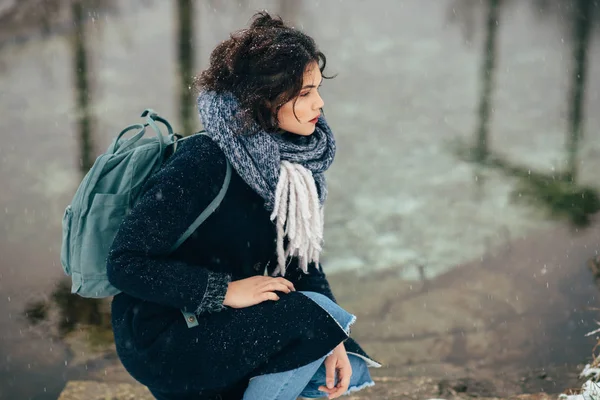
xmin=279 ymin=130 xmax=310 ymax=144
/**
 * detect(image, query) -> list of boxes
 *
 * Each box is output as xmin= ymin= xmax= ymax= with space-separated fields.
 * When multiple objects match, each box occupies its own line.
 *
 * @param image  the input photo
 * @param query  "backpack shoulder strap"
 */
xmin=179 ymin=159 xmax=231 ymax=328
xmin=168 ymin=132 xmax=232 ymax=328
xmin=170 ymin=157 xmax=231 ymax=253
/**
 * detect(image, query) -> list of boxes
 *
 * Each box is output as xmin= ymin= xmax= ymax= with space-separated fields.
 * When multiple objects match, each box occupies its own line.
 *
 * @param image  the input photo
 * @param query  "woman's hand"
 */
xmin=222 ymin=276 xmax=295 ymax=309
xmin=318 ymin=343 xmax=352 ymax=399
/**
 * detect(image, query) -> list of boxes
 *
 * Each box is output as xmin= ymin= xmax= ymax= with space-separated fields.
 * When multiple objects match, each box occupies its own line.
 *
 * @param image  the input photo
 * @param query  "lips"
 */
xmin=309 ymin=115 xmax=320 ymax=124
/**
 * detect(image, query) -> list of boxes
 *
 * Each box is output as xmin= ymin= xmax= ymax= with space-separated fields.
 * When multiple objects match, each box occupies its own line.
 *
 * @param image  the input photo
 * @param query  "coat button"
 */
xmin=188 ymin=316 xmax=196 ymax=323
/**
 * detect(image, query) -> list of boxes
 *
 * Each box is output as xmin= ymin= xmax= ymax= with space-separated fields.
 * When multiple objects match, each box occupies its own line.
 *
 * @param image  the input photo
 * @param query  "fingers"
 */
xmin=319 ymin=358 xmax=352 ymax=399
xmin=250 ymin=276 xmax=295 ymax=291
xmin=269 ymin=277 xmax=295 ymax=292
xmin=276 ymin=277 xmax=296 ymax=292
xmin=316 ymin=356 xmax=337 ymax=396
xmin=317 ymin=385 xmax=336 ymax=397
xmin=252 ymin=277 xmax=296 ymax=305
xmin=262 ymin=282 xmax=293 ymax=294
xmin=259 ymin=278 xmax=295 ymax=294
xmin=259 ymin=292 xmax=279 ymax=302
xmin=325 ymin=357 xmax=336 ymax=390
xmin=330 ymin=364 xmax=352 ymax=398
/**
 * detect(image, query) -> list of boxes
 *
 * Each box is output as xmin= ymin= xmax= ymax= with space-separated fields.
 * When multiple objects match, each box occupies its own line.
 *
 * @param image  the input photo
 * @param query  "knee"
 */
xmin=298 ymin=291 xmax=333 ymax=306
xmin=298 ymin=291 xmax=355 ymax=334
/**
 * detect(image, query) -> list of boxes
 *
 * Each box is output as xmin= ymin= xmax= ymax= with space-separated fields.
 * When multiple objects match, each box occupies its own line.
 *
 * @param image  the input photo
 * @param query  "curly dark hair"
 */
xmin=195 ymin=11 xmax=333 ymax=132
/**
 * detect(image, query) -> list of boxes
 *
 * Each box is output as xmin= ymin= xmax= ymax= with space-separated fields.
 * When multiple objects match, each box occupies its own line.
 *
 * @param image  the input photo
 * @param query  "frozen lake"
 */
xmin=1 ymin=0 xmax=600 ymax=398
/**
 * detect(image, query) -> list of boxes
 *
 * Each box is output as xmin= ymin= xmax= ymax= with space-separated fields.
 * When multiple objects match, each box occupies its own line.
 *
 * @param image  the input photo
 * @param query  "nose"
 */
xmin=314 ymin=92 xmax=324 ymax=110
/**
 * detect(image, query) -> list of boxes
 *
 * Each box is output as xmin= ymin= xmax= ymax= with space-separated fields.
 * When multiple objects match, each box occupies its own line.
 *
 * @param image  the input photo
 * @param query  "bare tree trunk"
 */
xmin=176 ymin=0 xmax=195 ymax=136
xmin=566 ymin=0 xmax=592 ymax=182
xmin=71 ymin=0 xmax=94 ymax=174
xmin=475 ymin=0 xmax=500 ymax=163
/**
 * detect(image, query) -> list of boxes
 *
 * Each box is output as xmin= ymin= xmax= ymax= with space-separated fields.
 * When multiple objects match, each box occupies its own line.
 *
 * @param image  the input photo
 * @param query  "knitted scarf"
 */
xmin=197 ymin=91 xmax=336 ymax=276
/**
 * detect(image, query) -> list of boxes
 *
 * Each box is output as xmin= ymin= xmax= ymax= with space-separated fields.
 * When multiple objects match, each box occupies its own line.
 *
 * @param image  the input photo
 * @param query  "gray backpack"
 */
xmin=60 ymin=109 xmax=231 ymax=325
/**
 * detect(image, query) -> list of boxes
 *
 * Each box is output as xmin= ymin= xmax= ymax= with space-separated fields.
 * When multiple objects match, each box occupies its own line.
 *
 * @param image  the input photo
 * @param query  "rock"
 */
xmin=58 ymin=381 xmax=153 ymax=400
xmin=59 ymin=377 xmax=557 ymax=400
xmin=438 ymin=377 xmax=496 ymax=397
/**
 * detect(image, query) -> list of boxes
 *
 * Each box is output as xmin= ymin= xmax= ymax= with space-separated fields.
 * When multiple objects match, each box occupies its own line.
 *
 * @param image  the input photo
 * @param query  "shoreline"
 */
xmin=53 ymin=216 xmax=600 ymax=399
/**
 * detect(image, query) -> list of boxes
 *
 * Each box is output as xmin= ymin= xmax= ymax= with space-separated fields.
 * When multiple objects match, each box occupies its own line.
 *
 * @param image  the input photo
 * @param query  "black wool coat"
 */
xmin=106 ymin=134 xmax=379 ymax=399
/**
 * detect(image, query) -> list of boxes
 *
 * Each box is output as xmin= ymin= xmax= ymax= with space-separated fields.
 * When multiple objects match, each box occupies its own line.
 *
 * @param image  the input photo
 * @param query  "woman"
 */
xmin=107 ymin=11 xmax=380 ymax=400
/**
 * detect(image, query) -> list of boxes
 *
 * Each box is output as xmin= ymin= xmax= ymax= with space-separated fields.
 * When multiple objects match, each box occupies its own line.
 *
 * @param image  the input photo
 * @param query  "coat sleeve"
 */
xmin=106 ymin=137 xmax=231 ymax=315
xmin=282 ymin=260 xmax=338 ymax=303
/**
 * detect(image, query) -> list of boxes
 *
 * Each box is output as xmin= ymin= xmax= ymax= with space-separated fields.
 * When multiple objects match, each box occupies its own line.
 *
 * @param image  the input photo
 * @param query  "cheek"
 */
xmin=278 ymin=105 xmax=298 ymax=126
xmin=276 ymin=108 xmax=288 ymax=127
xmin=293 ymin=102 xmax=311 ymax=121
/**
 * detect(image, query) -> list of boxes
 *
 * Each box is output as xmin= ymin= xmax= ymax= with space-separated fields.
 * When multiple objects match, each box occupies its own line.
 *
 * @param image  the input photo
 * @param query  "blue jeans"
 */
xmin=243 ymin=291 xmax=375 ymax=400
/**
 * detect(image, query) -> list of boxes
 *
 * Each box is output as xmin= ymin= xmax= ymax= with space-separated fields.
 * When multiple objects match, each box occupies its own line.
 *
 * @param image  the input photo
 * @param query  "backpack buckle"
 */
xmin=140 ymin=109 xmax=158 ymax=118
xmin=172 ymin=134 xmax=183 ymax=152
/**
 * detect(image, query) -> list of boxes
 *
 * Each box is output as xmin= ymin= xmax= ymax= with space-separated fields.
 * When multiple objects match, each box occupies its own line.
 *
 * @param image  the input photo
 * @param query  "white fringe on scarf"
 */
xmin=270 ymin=161 xmax=325 ymax=276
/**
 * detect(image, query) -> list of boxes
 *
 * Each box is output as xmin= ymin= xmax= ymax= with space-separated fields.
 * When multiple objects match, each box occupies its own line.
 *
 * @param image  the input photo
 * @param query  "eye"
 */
xmin=300 ymin=91 xmax=310 ymax=97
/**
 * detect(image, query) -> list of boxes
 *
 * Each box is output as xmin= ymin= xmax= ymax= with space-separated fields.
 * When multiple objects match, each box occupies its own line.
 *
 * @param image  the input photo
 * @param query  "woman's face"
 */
xmin=276 ymin=62 xmax=324 ymax=136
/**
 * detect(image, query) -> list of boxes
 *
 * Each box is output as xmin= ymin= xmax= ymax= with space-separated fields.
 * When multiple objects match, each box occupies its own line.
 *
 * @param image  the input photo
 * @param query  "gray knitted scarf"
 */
xmin=197 ymin=90 xmax=336 ymax=276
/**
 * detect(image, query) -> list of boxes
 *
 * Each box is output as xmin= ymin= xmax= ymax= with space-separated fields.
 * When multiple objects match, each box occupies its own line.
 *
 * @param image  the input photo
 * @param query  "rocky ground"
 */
xmin=57 ymin=378 xmax=564 ymax=400
xmin=58 ymin=218 xmax=600 ymax=399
